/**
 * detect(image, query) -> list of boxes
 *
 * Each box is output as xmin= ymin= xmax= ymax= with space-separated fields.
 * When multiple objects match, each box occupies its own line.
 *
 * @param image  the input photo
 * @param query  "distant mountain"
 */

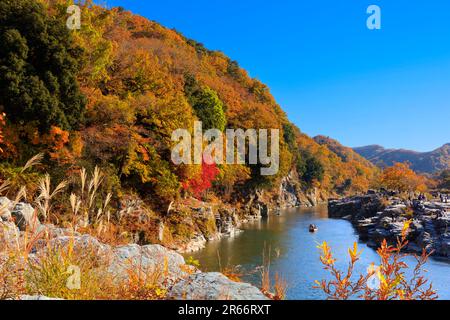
xmin=353 ymin=144 xmax=450 ymax=174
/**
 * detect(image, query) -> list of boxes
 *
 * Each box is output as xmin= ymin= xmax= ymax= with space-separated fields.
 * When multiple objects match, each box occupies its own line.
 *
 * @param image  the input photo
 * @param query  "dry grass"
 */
xmin=36 ymin=174 xmax=67 ymax=221
xmin=273 ymin=273 xmax=288 ymax=300
xmin=221 ymin=265 xmax=244 ymax=283
xmin=0 ymin=227 xmax=169 ymax=300
xmin=260 ymin=245 xmax=288 ymax=300
xmin=114 ymin=257 xmax=168 ymax=300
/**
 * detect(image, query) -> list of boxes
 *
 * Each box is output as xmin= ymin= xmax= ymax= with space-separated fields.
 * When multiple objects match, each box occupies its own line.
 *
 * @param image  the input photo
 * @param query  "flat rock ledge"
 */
xmin=329 ymin=192 xmax=450 ymax=260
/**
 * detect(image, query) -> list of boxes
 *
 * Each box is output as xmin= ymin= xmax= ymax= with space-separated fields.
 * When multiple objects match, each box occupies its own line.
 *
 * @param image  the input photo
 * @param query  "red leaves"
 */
xmin=182 ymin=156 xmax=219 ymax=199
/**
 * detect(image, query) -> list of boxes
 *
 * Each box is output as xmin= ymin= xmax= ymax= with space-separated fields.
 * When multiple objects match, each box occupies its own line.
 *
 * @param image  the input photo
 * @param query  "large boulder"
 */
xmin=168 ymin=272 xmax=268 ymax=300
xmin=48 ymin=234 xmax=111 ymax=256
xmin=109 ymin=244 xmax=193 ymax=285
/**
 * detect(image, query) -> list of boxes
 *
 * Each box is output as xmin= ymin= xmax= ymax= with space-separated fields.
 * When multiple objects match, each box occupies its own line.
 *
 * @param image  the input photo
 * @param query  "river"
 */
xmin=186 ymin=206 xmax=450 ymax=300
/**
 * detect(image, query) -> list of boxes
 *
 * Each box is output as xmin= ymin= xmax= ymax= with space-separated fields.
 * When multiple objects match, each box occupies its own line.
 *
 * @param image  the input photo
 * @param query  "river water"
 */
xmin=187 ymin=206 xmax=450 ymax=300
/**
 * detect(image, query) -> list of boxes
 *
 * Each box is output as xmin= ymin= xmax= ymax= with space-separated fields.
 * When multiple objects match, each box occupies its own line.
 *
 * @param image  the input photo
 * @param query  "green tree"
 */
xmin=184 ymin=75 xmax=226 ymax=131
xmin=297 ymin=151 xmax=325 ymax=185
xmin=283 ymin=122 xmax=297 ymax=152
xmin=0 ymin=0 xmax=86 ymax=133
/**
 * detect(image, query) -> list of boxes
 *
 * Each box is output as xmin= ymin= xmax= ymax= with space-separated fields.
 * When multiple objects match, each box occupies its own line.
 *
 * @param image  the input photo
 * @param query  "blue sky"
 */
xmin=101 ymin=0 xmax=450 ymax=152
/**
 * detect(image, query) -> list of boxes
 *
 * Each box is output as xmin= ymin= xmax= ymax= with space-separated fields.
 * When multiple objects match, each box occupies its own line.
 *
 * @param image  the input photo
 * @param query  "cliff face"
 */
xmin=353 ymin=144 xmax=450 ymax=174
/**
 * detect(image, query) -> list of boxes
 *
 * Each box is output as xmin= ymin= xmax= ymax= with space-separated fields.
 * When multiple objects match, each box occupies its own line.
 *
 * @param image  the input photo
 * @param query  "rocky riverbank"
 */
xmin=0 ymin=197 xmax=268 ymax=300
xmin=328 ymin=192 xmax=450 ymax=259
xmin=165 ymin=177 xmax=329 ymax=253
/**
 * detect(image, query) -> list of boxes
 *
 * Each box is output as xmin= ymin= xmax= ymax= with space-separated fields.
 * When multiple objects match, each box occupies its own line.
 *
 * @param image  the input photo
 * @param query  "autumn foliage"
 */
xmin=315 ymin=221 xmax=437 ymax=300
xmin=0 ymin=0 xmax=383 ymax=213
xmin=182 ymin=157 xmax=220 ymax=199
xmin=379 ymin=162 xmax=428 ymax=193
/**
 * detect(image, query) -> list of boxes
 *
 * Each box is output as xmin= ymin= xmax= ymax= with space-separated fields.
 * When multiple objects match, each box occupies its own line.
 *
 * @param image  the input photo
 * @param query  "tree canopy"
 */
xmin=0 ymin=0 xmax=86 ymax=133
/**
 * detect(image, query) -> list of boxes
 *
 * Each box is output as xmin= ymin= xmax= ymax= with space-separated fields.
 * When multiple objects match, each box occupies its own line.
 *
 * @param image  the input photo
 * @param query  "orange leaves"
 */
xmin=39 ymin=126 xmax=70 ymax=163
xmin=315 ymin=221 xmax=437 ymax=300
xmin=380 ymin=162 xmax=428 ymax=193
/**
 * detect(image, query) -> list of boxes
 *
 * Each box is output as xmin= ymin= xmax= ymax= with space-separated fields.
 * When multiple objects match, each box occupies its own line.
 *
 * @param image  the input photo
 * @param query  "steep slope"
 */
xmin=353 ymin=144 xmax=450 ymax=174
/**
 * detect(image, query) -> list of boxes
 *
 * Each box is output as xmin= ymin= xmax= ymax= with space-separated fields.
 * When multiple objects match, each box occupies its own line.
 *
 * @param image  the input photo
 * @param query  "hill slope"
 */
xmin=314 ymin=136 xmax=376 ymax=169
xmin=0 ymin=0 xmax=379 ymax=211
xmin=353 ymin=144 xmax=450 ymax=173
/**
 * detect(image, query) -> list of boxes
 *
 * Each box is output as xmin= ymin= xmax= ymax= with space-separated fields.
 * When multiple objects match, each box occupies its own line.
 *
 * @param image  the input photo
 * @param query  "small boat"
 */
xmin=309 ymin=224 xmax=318 ymax=233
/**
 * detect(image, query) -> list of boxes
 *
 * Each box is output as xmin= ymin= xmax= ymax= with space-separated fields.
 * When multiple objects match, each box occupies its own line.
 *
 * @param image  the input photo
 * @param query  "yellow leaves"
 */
xmin=380 ymin=162 xmax=428 ymax=193
xmin=317 ymin=241 xmax=336 ymax=266
xmin=348 ymin=242 xmax=363 ymax=263
xmin=402 ymin=220 xmax=412 ymax=238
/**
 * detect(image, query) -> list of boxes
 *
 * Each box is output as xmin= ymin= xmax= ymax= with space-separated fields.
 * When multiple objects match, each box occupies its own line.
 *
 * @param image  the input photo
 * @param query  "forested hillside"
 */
xmin=0 ymin=0 xmax=378 ymax=223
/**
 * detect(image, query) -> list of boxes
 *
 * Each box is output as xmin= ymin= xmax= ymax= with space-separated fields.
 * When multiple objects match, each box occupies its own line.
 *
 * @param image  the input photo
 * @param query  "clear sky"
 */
xmin=101 ymin=0 xmax=450 ymax=152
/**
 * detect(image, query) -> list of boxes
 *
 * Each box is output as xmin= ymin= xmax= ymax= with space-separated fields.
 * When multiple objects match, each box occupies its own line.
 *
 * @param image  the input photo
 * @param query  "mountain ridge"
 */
xmin=353 ymin=143 xmax=450 ymax=174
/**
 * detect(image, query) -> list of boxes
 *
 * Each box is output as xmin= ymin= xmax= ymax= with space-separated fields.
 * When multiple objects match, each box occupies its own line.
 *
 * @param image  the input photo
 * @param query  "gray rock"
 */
xmin=49 ymin=234 xmax=111 ymax=256
xmin=109 ymin=244 xmax=193 ymax=285
xmin=168 ymin=272 xmax=268 ymax=300
xmin=178 ymin=233 xmax=207 ymax=253
xmin=279 ymin=176 xmax=300 ymax=209
xmin=328 ymin=194 xmax=385 ymax=220
xmin=11 ymin=202 xmax=40 ymax=231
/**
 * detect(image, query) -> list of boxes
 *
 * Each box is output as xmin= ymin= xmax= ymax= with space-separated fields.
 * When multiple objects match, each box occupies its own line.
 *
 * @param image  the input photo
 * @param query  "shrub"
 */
xmin=315 ymin=221 xmax=437 ymax=300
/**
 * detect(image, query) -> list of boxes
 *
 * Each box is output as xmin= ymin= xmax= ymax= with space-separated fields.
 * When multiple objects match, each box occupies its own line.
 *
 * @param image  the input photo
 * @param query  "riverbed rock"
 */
xmin=168 ymin=272 xmax=268 ymax=300
xmin=178 ymin=233 xmax=207 ymax=253
xmin=328 ymin=193 xmax=385 ymax=221
xmin=329 ymin=192 xmax=450 ymax=260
